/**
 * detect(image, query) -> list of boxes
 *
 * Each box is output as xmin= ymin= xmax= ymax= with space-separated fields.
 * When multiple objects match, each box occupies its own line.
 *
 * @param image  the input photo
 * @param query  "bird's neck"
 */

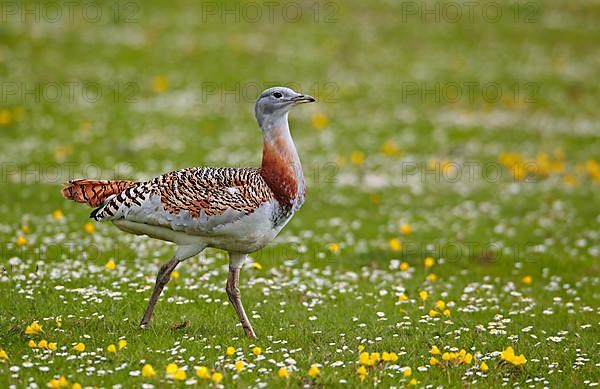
xmin=260 ymin=113 xmax=304 ymax=206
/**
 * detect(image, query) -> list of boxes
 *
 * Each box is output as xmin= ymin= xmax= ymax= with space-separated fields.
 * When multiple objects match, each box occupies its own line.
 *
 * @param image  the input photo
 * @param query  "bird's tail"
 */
xmin=62 ymin=179 xmax=135 ymax=207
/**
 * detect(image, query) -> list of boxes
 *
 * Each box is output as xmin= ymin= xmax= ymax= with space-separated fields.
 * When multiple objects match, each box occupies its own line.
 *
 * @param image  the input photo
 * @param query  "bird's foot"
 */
xmin=243 ymin=325 xmax=257 ymax=339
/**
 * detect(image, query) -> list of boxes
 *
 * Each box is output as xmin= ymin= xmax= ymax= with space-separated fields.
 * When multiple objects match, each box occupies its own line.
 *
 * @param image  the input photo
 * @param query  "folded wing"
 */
xmin=91 ymin=167 xmax=275 ymax=233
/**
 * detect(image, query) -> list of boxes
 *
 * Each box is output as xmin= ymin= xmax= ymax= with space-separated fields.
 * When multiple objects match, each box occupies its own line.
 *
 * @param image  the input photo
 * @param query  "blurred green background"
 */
xmin=1 ymin=0 xmax=599 ymax=387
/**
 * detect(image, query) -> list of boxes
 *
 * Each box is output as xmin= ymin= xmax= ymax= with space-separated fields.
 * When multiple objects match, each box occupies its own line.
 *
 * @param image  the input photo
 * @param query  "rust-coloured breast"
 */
xmin=259 ymin=142 xmax=299 ymax=206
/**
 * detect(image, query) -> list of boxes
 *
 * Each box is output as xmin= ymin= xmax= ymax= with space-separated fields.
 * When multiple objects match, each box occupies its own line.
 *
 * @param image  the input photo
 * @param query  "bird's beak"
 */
xmin=291 ymin=94 xmax=316 ymax=104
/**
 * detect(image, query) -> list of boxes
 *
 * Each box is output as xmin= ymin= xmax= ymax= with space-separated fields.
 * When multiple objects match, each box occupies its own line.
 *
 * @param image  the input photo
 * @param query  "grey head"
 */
xmin=254 ymin=87 xmax=315 ymax=129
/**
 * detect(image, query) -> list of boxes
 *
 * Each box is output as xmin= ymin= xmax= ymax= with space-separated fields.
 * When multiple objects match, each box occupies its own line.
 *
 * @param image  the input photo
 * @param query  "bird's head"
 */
xmin=254 ymin=87 xmax=315 ymax=129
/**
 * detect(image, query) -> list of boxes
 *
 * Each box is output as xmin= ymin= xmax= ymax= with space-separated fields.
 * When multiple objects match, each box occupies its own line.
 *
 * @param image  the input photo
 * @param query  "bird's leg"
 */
xmin=226 ymin=267 xmax=257 ymax=339
xmin=226 ymin=253 xmax=257 ymax=339
xmin=140 ymin=256 xmax=180 ymax=327
xmin=139 ymin=245 xmax=204 ymax=328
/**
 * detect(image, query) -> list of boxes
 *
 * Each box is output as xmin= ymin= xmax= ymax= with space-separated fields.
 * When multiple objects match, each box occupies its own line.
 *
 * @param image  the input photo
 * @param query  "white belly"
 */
xmin=112 ymin=201 xmax=292 ymax=253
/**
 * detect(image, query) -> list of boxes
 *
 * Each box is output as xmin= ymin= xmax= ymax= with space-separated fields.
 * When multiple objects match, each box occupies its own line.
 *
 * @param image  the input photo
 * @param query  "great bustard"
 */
xmin=62 ymin=87 xmax=315 ymax=338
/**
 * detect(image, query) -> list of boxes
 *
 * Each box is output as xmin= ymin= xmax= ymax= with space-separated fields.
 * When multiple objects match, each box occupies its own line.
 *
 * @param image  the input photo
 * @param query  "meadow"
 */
xmin=1 ymin=0 xmax=599 ymax=387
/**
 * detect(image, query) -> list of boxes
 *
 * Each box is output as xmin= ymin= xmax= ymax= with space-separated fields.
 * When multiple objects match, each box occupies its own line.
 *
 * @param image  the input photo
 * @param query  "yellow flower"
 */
xmin=441 ymin=352 xmax=453 ymax=361
xmin=427 ymin=273 xmax=438 ymax=282
xmin=173 ymin=369 xmax=187 ymax=381
xmin=357 ymin=344 xmax=365 ymax=352
xmin=480 ymin=361 xmax=489 ymax=372
xmin=226 ymin=346 xmax=236 ymax=356
xmin=38 ymin=339 xmax=48 ymax=349
xmin=409 ymin=378 xmax=418 ymax=386
xmin=500 ymin=346 xmax=527 ymax=366
xmin=522 ymin=275 xmax=533 ymax=285
xmin=357 ymin=365 xmax=368 ymax=381
xmin=152 ymin=75 xmax=169 ymax=93
xmin=308 ymin=364 xmax=320 ymax=378
xmin=53 ymin=144 xmax=73 ymax=161
xmin=252 ymin=346 xmax=262 ymax=356
xmin=73 ymin=343 xmax=85 ymax=352
xmin=424 ymin=257 xmax=435 ymax=267
xmin=21 ymin=225 xmax=31 ymax=234
xmin=370 ymin=352 xmax=380 ymax=364
xmin=52 ymin=209 xmax=64 ymax=220
xmin=512 ymin=354 xmax=527 ymax=366
xmin=350 ymin=151 xmax=365 ymax=166
xmin=586 ymin=160 xmax=600 ymax=182
xmin=166 ymin=363 xmax=178 ymax=375
xmin=359 ymin=352 xmax=372 ymax=366
xmin=142 ymin=364 xmax=156 ymax=378
xmin=48 ymin=342 xmax=57 ymax=351
xmin=48 ymin=376 xmax=68 ymax=389
xmin=499 ymin=152 xmax=525 ymax=169
xmin=389 ymin=238 xmax=402 ymax=252
xmin=0 ymin=349 xmax=8 ymax=361
xmin=28 ymin=340 xmax=37 ymax=348
xmin=398 ymin=293 xmax=408 ymax=301
xmin=328 ymin=243 xmax=340 ymax=254
xmin=105 ymin=260 xmax=116 ymax=270
xmin=211 ymin=372 xmax=223 ymax=383
xmin=278 ymin=367 xmax=289 ymax=378
xmin=196 ymin=366 xmax=210 ymax=379
xmin=171 ymin=271 xmax=180 ymax=279
xmin=382 ymin=352 xmax=398 ymax=362
xmin=447 ymin=351 xmax=469 ymax=365
xmin=430 ymin=345 xmax=441 ymax=355
xmin=25 ymin=321 xmax=43 ymax=335
xmin=563 ymin=174 xmax=577 ymax=187
xmin=435 ymin=300 xmax=446 ymax=310
xmin=83 ymin=222 xmax=95 ymax=234
xmin=428 ymin=309 xmax=439 ymax=317
xmin=400 ymin=223 xmax=412 ymax=235
xmin=419 ymin=290 xmax=429 ymax=301
xmin=310 ymin=112 xmax=329 ymax=129
xmin=429 ymin=357 xmax=439 ymax=365
xmin=0 ymin=109 xmax=13 ymax=126
xmin=380 ymin=139 xmax=400 ymax=156
xmin=234 ymin=360 xmax=245 ymax=372
xmin=71 ymin=383 xmax=82 ymax=389
xmin=443 ymin=309 xmax=451 ymax=317
xmin=403 ymin=367 xmax=412 ymax=377
xmin=252 ymin=262 xmax=263 ymax=270
xmin=107 ymin=344 xmax=117 ymax=353
xmin=15 ymin=235 xmax=27 ymax=246
xmin=500 ymin=347 xmax=514 ymax=361
xmin=462 ymin=352 xmax=473 ymax=364
xmin=399 ymin=262 xmax=410 ymax=272
xmin=118 ymin=339 xmax=127 ymax=349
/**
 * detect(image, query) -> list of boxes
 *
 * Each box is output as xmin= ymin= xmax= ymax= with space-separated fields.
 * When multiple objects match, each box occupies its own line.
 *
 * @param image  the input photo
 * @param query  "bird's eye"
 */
xmin=273 ymin=92 xmax=283 ymax=98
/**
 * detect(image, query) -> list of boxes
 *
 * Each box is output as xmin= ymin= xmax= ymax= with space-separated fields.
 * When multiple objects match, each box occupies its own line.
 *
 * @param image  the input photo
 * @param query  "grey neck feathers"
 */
xmin=260 ymin=111 xmax=290 ymax=143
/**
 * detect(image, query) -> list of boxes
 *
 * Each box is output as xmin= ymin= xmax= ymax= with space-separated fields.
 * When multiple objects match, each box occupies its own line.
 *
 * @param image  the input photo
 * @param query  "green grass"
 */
xmin=1 ymin=0 xmax=599 ymax=387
